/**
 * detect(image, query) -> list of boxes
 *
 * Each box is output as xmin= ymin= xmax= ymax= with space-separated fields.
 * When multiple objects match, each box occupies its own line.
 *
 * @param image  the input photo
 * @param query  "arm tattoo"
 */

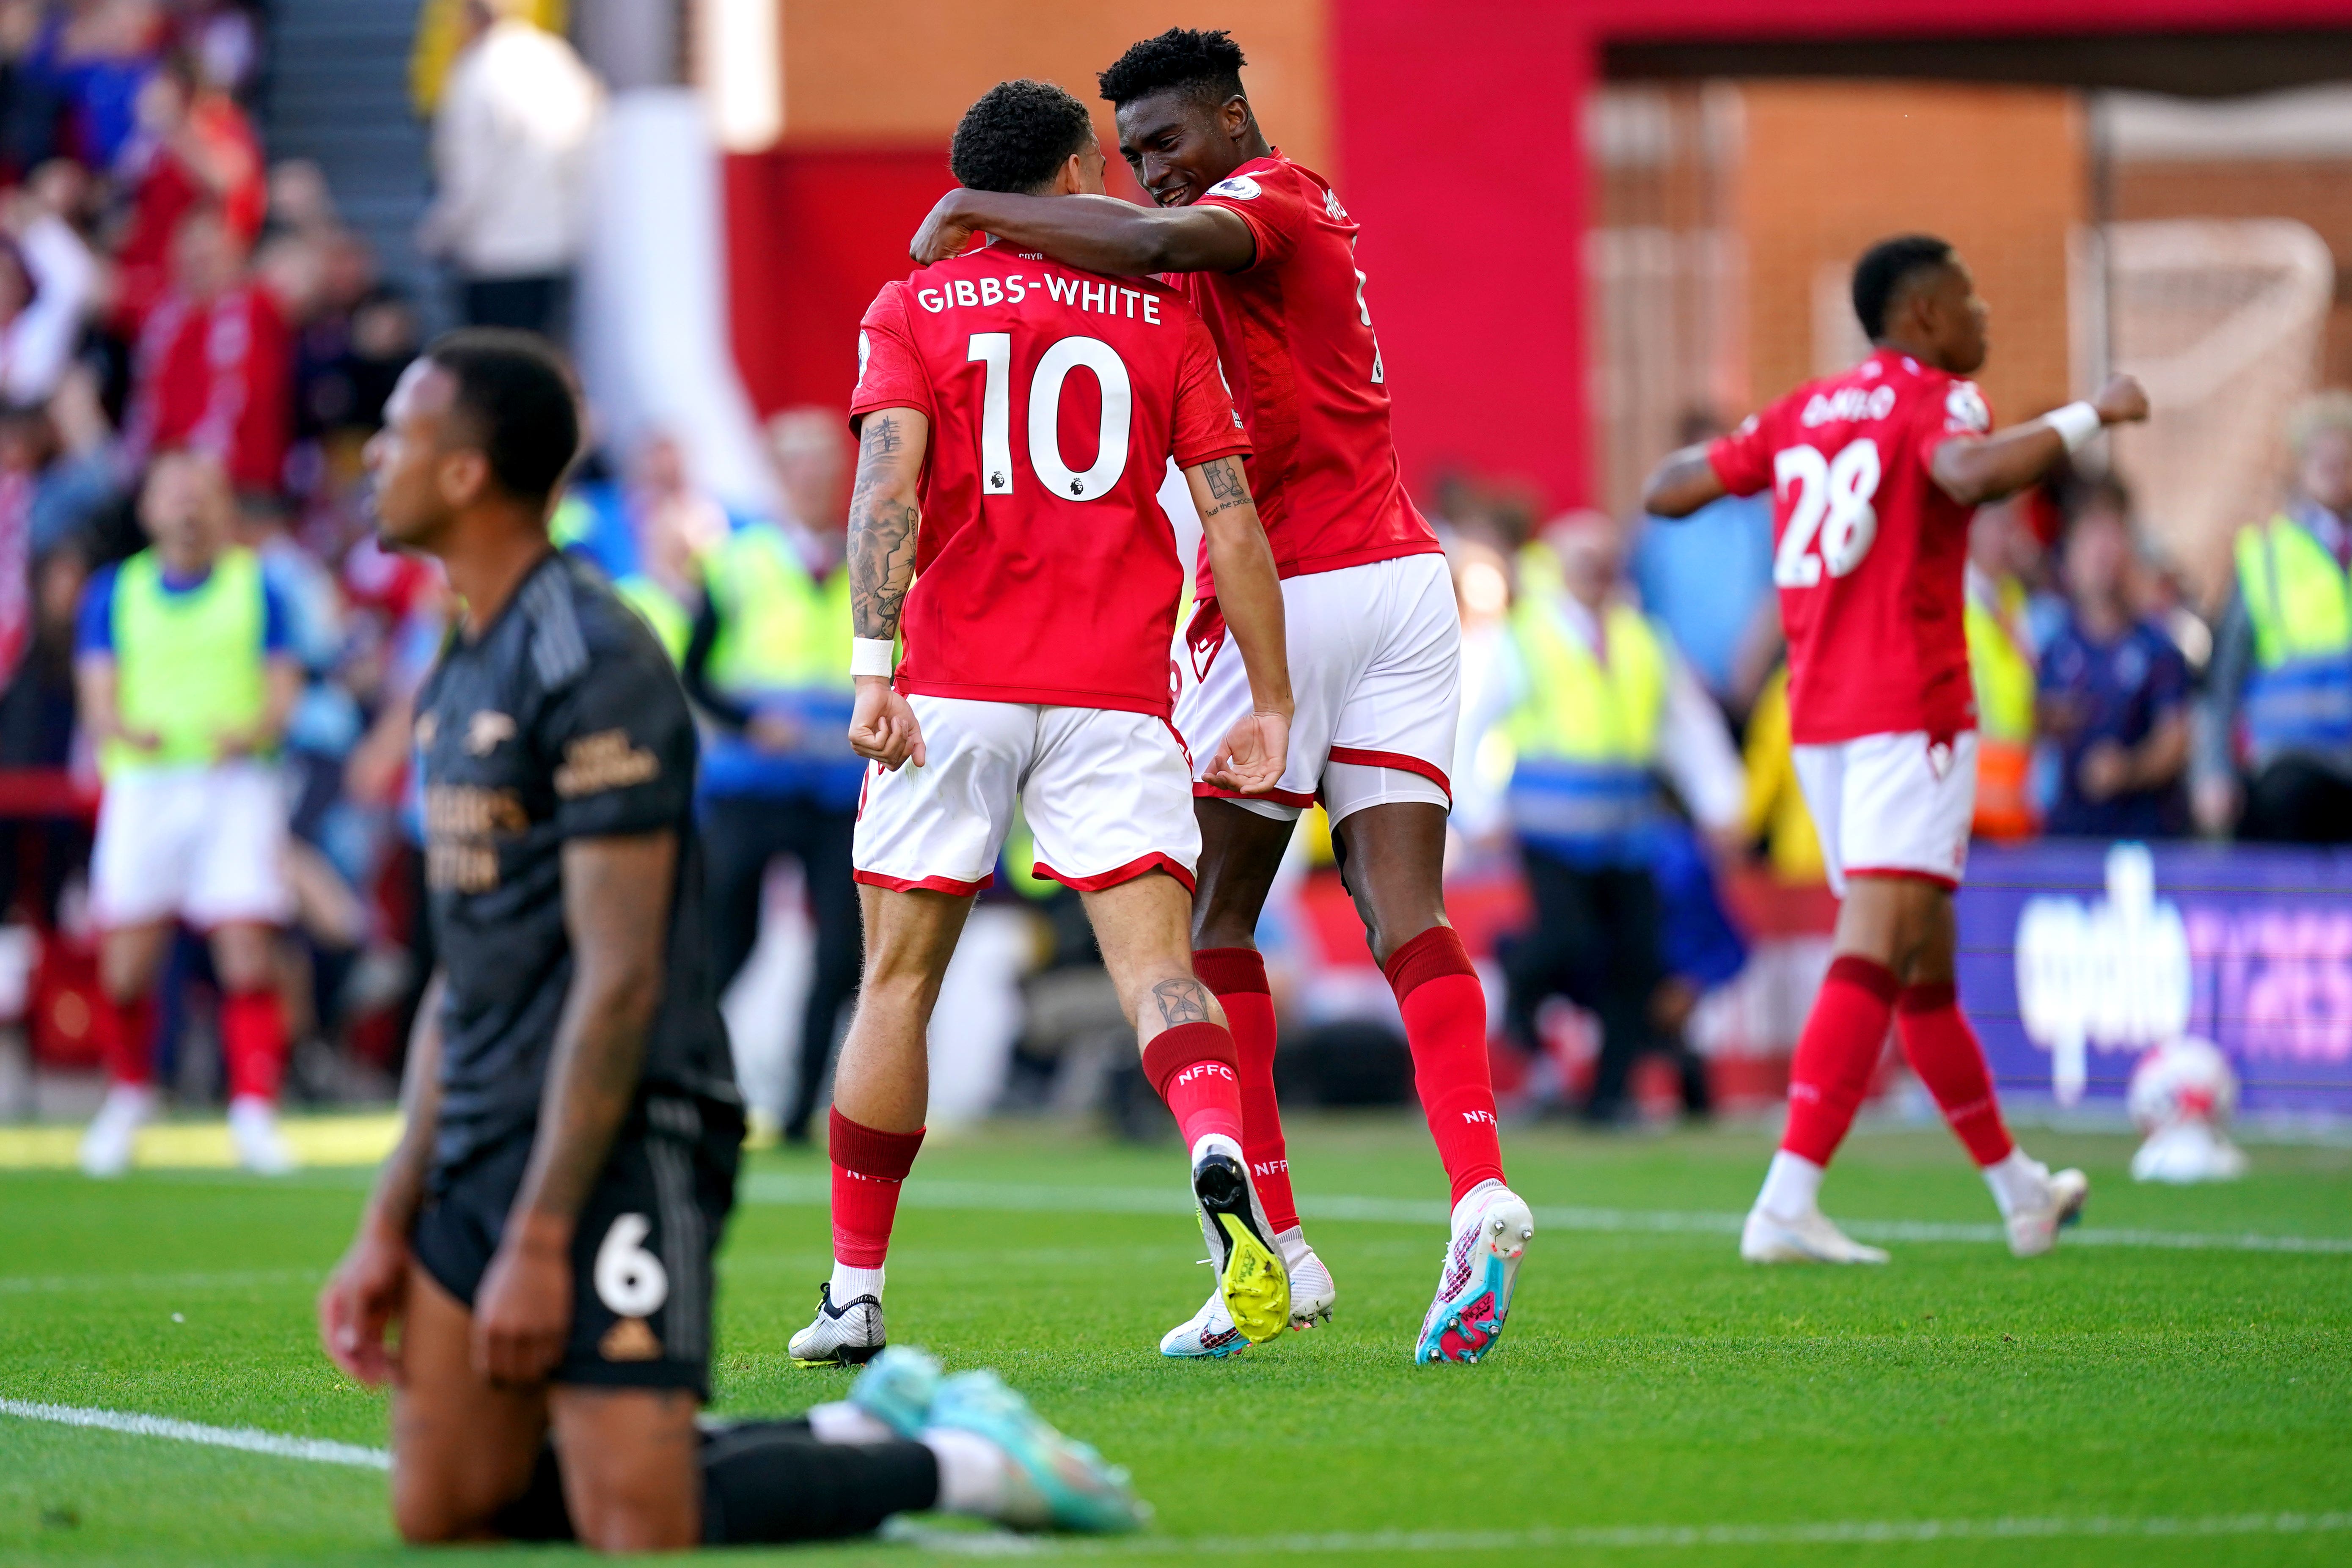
xmin=848 ymin=415 xmax=921 ymax=641
xmin=1152 ymin=978 xmax=1213 ymax=1028
xmin=1199 ymin=457 xmax=1252 ymax=519
xmin=849 ymin=498 xmax=917 ymax=639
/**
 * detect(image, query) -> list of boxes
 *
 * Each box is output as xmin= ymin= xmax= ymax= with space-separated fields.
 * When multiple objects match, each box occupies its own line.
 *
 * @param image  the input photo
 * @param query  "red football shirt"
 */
xmin=850 ymin=242 xmax=1250 ymax=716
xmin=125 ymin=283 xmax=292 ymax=494
xmin=1179 ymin=151 xmax=1439 ymax=598
xmin=1708 ymin=348 xmax=1992 ymax=745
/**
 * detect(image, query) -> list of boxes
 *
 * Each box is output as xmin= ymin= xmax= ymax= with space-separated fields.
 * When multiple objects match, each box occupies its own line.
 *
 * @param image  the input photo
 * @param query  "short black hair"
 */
xmin=423 ymin=329 xmax=582 ymax=505
xmin=1097 ymin=27 xmax=1246 ymax=111
xmin=1851 ymin=234 xmax=1956 ymax=341
xmin=950 ymin=80 xmax=1096 ymax=195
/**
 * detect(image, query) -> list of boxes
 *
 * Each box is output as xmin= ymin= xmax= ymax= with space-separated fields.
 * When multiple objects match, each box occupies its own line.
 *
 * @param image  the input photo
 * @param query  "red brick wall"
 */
xmin=1736 ymin=83 xmax=2086 ymax=423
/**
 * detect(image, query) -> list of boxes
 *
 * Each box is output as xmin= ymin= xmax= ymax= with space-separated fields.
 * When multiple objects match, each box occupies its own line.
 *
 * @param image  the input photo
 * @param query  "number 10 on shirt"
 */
xmin=968 ymin=332 xmax=1133 ymax=501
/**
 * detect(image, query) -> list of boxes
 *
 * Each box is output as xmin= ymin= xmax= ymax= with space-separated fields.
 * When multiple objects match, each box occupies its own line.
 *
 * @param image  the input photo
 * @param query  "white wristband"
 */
xmin=850 ymin=638 xmax=896 ymax=679
xmin=2044 ymin=401 xmax=2102 ymax=454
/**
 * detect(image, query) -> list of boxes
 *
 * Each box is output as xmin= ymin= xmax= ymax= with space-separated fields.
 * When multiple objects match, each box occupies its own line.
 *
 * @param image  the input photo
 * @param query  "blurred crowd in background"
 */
xmin=3 ymin=1 xmax=2349 ymax=1151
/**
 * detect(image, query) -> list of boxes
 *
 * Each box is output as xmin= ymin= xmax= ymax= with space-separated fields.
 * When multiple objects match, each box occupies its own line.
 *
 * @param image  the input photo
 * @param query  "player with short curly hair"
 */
xmin=948 ymin=78 xmax=1096 ymax=195
xmin=790 ymin=75 xmax=1301 ymax=1371
xmin=1094 ymin=24 xmax=1246 ymax=109
xmin=910 ymin=29 xmax=1535 ymax=1368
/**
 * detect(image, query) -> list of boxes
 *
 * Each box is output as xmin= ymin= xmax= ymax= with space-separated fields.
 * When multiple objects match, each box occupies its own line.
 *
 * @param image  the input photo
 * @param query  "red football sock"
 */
xmin=1781 ymin=955 xmax=1899 ymax=1165
xmin=1383 ymin=926 xmax=1506 ymax=1205
xmin=1896 ymin=982 xmax=2016 ymax=1166
xmin=221 ymin=990 xmax=287 ymax=1103
xmin=1141 ymin=1020 xmax=1245 ymax=1149
xmin=94 ymin=991 xmax=156 ymax=1087
xmin=1193 ymin=947 xmax=1298 ymax=1232
xmin=828 ymin=1108 xmax=925 ymax=1268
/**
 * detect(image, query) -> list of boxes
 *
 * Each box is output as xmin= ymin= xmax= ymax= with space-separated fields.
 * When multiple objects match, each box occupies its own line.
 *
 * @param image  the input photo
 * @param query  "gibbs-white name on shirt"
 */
xmin=914 ymin=271 xmax=1164 ymax=324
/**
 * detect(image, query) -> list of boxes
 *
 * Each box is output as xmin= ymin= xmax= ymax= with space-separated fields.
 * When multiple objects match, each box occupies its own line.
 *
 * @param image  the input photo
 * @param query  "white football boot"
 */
xmin=2003 ymin=1161 xmax=2090 ymax=1257
xmin=790 ymin=1282 xmax=888 ymax=1367
xmin=77 ymin=1083 xmax=155 ymax=1177
xmin=228 ymin=1097 xmax=297 ymax=1175
xmin=1415 ymin=1181 xmax=1534 ymax=1365
xmin=1160 ymin=1231 xmax=1336 ymax=1358
xmin=1187 ymin=1135 xmax=1289 ymax=1345
xmin=1740 ymin=1204 xmax=1890 ymax=1264
xmin=1282 ymin=1238 xmax=1337 ymax=1327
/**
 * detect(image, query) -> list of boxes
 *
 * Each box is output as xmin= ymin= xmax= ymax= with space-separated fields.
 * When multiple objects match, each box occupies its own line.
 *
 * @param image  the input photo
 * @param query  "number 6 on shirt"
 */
xmin=968 ymin=331 xmax=1133 ymax=501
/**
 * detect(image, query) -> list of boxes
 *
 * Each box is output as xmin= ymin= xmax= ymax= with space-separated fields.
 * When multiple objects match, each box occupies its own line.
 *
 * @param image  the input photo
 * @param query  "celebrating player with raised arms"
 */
xmin=790 ymin=79 xmax=1300 ymax=1369
xmin=1645 ymin=236 xmax=2149 ymax=1263
xmin=910 ymin=28 xmax=1530 ymax=1367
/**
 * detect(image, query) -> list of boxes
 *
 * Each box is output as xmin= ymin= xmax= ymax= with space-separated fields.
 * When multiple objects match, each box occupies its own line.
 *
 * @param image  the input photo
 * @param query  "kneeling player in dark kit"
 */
xmin=316 ymin=330 xmax=1142 ymax=1549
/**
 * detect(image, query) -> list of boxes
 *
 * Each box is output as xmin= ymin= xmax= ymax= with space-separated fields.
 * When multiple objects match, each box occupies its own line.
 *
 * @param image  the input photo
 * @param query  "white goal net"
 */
xmin=2091 ymin=219 xmax=2335 ymax=604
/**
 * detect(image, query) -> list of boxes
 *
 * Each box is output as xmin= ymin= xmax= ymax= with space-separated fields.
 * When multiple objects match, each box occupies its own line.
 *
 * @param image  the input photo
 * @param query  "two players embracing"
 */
xmin=801 ymin=30 xmax=1533 ymax=1370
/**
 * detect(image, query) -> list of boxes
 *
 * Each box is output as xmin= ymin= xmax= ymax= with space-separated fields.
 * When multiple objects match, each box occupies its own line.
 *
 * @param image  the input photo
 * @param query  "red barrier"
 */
xmin=0 ymin=769 xmax=97 ymax=821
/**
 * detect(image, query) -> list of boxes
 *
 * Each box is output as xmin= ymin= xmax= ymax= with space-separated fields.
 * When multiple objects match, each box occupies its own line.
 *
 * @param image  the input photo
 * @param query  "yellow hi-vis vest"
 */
xmin=104 ymin=547 xmax=268 ymax=779
xmin=1965 ymin=575 xmax=2038 ymax=840
xmin=615 ymin=574 xmax=691 ymax=664
xmin=1503 ymin=593 xmax=1668 ymax=851
xmin=704 ymin=524 xmax=853 ymax=701
xmin=2235 ymin=513 xmax=2352 ymax=759
xmin=1743 ymin=664 xmax=1825 ymax=885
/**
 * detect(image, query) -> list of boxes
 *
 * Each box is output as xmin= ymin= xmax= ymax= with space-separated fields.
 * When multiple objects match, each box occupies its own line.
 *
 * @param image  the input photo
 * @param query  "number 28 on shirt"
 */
xmin=1707 ymin=349 xmax=1992 ymax=744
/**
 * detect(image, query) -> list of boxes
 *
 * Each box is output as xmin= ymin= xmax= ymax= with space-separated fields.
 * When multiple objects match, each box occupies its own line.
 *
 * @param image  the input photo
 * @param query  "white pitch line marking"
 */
xmin=739 ymin=1174 xmax=2352 ymax=1254
xmin=0 ymin=1399 xmax=388 ymax=1470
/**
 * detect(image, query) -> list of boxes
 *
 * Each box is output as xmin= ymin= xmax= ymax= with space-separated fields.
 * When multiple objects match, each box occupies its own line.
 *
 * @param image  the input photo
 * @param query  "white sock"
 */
xmin=1983 ymin=1150 xmax=2047 ymax=1219
xmin=1756 ymin=1151 xmax=1825 ymax=1217
xmin=1274 ymin=1224 xmax=1312 ymax=1270
xmin=923 ymin=1427 xmax=1011 ymax=1516
xmin=805 ymin=1400 xmax=895 ymax=1445
xmin=828 ymin=1260 xmax=885 ymax=1304
xmin=1189 ymin=1131 xmax=1243 ymax=1169
xmin=98 ymin=1083 xmax=156 ymax=1118
xmin=1450 ymin=1177 xmax=1506 ymax=1232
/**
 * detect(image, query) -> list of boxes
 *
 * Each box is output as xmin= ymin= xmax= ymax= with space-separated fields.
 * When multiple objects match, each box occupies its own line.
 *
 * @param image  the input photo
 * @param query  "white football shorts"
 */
xmin=1175 ymin=550 xmax=1458 ymax=826
xmin=91 ymin=760 xmax=294 ymax=929
xmin=1791 ymin=729 xmax=1979 ymax=897
xmin=852 ymin=694 xmax=1201 ymax=895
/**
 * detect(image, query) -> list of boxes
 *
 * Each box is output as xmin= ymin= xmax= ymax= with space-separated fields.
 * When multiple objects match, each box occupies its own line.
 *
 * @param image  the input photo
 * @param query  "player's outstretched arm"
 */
xmin=474 ymin=832 xmax=677 ymax=1386
xmin=320 ymin=971 xmax=446 ymax=1386
xmin=911 ymin=190 xmax=1254 ymax=275
xmin=1931 ymin=374 xmax=2149 ymax=507
xmin=846 ymin=409 xmax=931 ymax=770
xmin=1641 ymin=444 xmax=1730 ymax=520
xmin=1187 ymin=455 xmax=1293 ymax=794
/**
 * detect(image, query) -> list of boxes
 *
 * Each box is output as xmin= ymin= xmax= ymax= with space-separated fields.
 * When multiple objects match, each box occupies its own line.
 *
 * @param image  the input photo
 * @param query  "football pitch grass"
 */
xmin=2 ymin=1116 xmax=2348 ymax=1565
